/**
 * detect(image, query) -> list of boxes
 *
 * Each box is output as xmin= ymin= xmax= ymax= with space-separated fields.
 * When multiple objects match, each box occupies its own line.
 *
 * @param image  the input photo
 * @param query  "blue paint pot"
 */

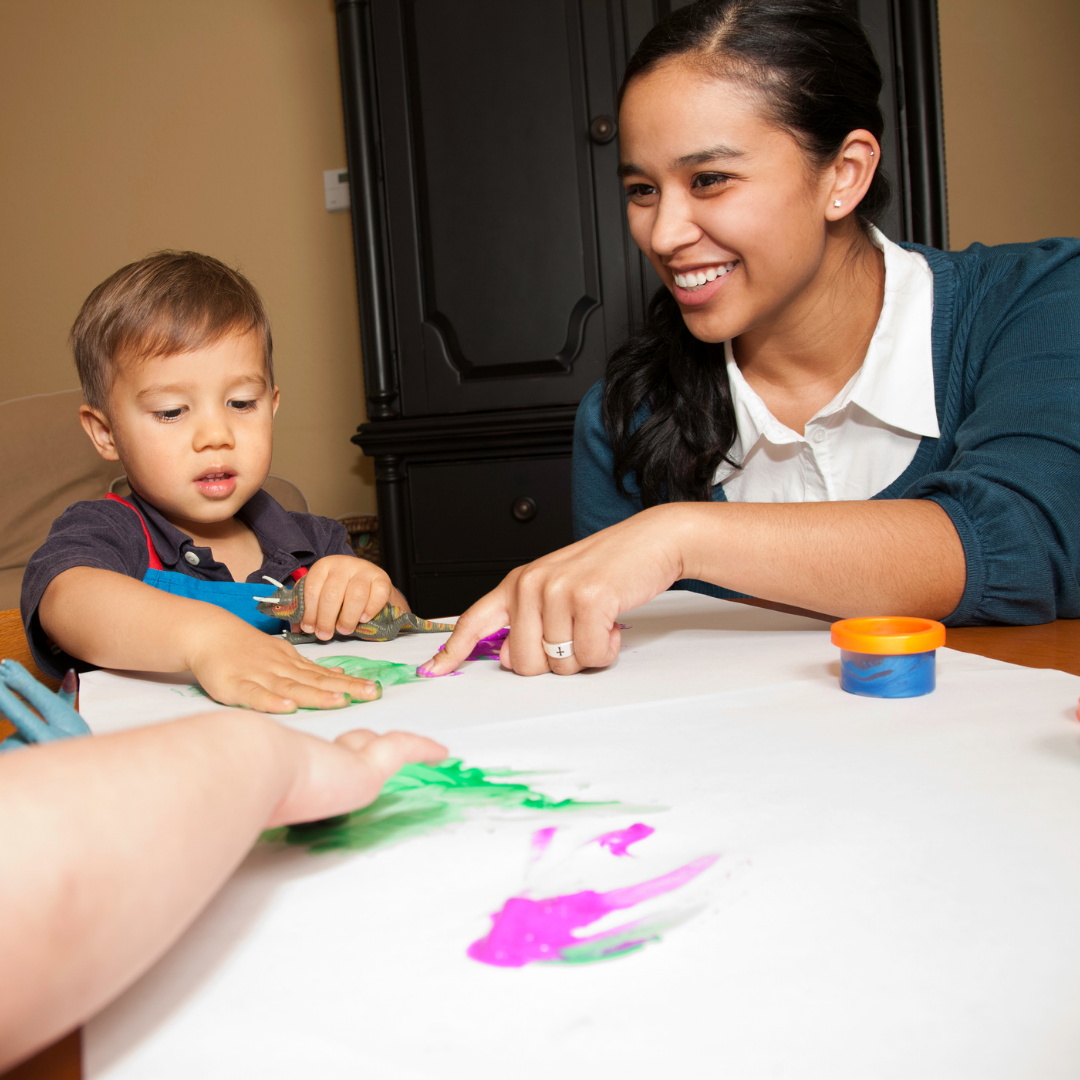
xmin=831 ymin=617 xmax=946 ymax=699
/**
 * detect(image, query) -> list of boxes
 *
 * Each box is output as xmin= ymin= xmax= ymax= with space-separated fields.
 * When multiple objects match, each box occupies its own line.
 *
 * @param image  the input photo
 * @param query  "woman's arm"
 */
xmin=421 ymin=497 xmax=965 ymax=676
xmin=0 ymin=714 xmax=446 ymax=1070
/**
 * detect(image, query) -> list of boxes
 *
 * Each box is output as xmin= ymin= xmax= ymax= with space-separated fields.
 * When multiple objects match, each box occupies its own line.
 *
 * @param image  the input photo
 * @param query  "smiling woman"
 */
xmin=421 ymin=0 xmax=1080 ymax=679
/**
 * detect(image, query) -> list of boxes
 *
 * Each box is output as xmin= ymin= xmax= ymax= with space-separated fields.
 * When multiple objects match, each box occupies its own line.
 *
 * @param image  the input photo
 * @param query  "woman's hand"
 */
xmin=419 ymin=506 xmax=686 ymax=677
xmin=301 ymin=555 xmax=411 ymax=641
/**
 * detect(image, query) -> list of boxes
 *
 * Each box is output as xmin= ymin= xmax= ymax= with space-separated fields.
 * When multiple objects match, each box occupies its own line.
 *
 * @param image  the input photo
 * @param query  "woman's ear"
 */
xmin=825 ymin=130 xmax=880 ymax=222
xmin=79 ymin=404 xmax=121 ymax=462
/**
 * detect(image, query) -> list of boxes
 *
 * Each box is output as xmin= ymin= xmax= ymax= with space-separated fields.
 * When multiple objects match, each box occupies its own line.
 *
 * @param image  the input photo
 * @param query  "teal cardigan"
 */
xmin=572 ymin=238 xmax=1080 ymax=626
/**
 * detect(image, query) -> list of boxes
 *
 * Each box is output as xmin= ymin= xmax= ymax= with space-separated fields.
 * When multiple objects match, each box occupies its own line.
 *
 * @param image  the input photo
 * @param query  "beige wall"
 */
xmin=0 ymin=0 xmax=375 ymax=518
xmin=939 ymin=0 xmax=1080 ymax=249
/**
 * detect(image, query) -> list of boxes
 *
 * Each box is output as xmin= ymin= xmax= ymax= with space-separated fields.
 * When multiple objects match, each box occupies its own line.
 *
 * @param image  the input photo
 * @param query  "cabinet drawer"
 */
xmin=409 ymin=456 xmax=572 ymax=565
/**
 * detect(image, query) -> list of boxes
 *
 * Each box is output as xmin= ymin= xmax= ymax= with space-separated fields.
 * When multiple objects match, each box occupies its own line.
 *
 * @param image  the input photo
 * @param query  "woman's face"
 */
xmin=618 ymin=60 xmax=836 ymax=344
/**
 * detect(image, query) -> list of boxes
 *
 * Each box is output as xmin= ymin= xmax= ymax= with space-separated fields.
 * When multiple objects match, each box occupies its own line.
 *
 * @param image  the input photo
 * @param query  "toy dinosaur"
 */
xmin=255 ymin=577 xmax=456 ymax=645
xmin=0 ymin=661 xmax=89 ymax=752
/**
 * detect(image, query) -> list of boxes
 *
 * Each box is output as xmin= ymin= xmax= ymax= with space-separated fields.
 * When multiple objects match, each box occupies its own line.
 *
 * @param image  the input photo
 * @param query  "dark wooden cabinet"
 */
xmin=336 ymin=0 xmax=946 ymax=615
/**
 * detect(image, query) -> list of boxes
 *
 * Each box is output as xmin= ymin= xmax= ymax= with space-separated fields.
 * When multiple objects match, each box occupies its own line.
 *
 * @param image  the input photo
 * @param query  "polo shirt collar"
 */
xmin=128 ymin=487 xmax=316 ymax=575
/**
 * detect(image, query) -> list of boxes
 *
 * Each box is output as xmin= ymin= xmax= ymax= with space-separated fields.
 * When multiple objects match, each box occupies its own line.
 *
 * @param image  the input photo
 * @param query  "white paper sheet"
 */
xmin=81 ymin=594 xmax=1080 ymax=1079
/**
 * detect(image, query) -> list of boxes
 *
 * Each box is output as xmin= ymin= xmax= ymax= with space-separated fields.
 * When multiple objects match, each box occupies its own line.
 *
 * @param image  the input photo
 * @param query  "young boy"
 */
xmin=21 ymin=251 xmax=406 ymax=712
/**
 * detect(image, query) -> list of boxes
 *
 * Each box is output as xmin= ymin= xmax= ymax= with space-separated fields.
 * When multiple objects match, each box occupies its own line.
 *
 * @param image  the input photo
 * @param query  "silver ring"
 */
xmin=542 ymin=639 xmax=574 ymax=660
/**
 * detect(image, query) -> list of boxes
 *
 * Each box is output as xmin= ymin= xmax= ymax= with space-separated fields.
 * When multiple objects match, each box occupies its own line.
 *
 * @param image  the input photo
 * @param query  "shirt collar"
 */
xmin=850 ymin=226 xmax=940 ymax=438
xmin=722 ymin=226 xmax=939 ymax=451
xmin=129 ymin=487 xmax=316 ymax=572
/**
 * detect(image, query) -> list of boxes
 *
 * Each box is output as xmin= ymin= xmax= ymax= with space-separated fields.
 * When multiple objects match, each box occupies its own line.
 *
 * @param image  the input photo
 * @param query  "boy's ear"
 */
xmin=271 ymin=385 xmax=280 ymax=418
xmin=79 ymin=404 xmax=121 ymax=462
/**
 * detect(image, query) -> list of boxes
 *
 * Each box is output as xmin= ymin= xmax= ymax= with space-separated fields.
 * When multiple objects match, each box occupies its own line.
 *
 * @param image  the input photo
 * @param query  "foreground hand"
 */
xmin=267 ymin=725 xmax=448 ymax=828
xmin=188 ymin=617 xmax=383 ymax=713
xmin=418 ymin=506 xmax=685 ymax=677
xmin=300 ymin=555 xmax=411 ymax=641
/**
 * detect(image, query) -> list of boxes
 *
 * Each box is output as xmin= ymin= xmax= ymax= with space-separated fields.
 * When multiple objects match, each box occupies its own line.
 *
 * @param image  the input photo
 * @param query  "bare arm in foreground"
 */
xmin=40 ymin=567 xmax=382 ymax=712
xmin=422 ymin=498 xmax=966 ymax=676
xmin=0 ymin=715 xmax=446 ymax=1070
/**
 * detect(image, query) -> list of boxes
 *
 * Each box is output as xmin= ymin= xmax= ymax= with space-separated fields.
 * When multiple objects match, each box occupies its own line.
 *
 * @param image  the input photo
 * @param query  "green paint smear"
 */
xmin=179 ymin=654 xmax=423 ymax=708
xmin=313 ymin=654 xmax=423 ymax=690
xmin=262 ymin=759 xmax=618 ymax=855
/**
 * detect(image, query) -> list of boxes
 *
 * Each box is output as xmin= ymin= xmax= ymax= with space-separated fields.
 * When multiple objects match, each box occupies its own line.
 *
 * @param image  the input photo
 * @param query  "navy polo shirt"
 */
xmin=21 ymin=488 xmax=354 ymax=678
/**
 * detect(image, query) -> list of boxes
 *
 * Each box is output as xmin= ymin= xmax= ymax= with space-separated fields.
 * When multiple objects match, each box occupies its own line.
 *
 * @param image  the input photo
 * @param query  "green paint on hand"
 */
xmin=262 ymin=759 xmax=618 ymax=855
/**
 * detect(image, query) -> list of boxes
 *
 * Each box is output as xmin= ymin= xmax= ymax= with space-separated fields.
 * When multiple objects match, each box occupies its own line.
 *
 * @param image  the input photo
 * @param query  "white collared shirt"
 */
xmin=714 ymin=227 xmax=939 ymax=502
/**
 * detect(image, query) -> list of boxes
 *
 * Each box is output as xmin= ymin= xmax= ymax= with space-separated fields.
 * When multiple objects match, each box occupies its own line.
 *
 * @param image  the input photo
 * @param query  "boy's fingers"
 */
xmin=355 ymin=731 xmax=449 ymax=776
xmin=338 ymin=582 xmax=373 ymax=634
xmin=239 ymin=684 xmax=298 ymax=714
xmin=313 ymin=577 xmax=348 ymax=641
xmin=356 ymin=577 xmax=391 ymax=626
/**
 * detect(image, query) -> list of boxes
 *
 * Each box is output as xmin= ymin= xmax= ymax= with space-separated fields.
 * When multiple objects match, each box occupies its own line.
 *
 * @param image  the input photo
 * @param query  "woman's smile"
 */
xmin=670 ymin=259 xmax=739 ymax=305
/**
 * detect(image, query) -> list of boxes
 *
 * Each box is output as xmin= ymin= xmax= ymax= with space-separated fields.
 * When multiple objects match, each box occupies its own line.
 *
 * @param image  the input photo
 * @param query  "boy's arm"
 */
xmin=39 ymin=567 xmax=382 ymax=711
xmin=0 ymin=713 xmax=446 ymax=1071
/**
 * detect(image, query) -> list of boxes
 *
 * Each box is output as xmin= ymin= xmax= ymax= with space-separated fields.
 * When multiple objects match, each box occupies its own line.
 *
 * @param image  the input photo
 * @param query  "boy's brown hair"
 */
xmin=72 ymin=251 xmax=274 ymax=410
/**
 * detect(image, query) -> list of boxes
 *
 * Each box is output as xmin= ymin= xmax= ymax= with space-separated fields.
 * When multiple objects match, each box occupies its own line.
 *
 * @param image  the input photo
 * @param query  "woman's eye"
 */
xmin=229 ymin=399 xmax=257 ymax=412
xmin=624 ymin=183 xmax=658 ymax=204
xmin=692 ymin=172 xmax=732 ymax=191
xmin=153 ymin=408 xmax=184 ymax=422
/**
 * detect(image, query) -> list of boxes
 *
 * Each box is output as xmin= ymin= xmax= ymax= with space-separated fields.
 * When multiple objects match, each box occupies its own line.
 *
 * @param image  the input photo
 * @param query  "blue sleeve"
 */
xmin=904 ymin=241 xmax=1080 ymax=625
xmin=572 ymin=380 xmax=642 ymax=540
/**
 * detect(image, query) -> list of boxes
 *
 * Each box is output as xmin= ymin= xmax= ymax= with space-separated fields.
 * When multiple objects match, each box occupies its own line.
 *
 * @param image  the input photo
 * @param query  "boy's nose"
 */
xmin=192 ymin=414 xmax=236 ymax=451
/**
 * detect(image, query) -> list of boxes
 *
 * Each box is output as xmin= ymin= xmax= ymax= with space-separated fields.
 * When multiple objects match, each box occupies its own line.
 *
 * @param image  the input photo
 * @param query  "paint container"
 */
xmin=830 ymin=616 xmax=946 ymax=698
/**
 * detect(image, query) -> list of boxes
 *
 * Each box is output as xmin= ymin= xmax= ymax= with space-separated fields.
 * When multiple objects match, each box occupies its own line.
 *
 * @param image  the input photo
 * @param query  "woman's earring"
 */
xmin=870 ymin=150 xmax=875 ymax=157
xmin=833 ymin=200 xmax=842 ymax=208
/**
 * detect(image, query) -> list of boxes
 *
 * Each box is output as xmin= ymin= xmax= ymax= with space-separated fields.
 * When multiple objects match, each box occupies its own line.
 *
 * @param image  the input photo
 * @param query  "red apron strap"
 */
xmin=105 ymin=493 xmax=165 ymax=572
xmin=289 ymin=565 xmax=309 ymax=583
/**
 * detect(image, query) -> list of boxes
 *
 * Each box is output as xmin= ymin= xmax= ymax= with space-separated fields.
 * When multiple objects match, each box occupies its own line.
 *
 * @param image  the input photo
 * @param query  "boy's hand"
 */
xmin=266 ymin=725 xmax=448 ymax=828
xmin=299 ymin=555 xmax=410 ymax=641
xmin=188 ymin=617 xmax=383 ymax=713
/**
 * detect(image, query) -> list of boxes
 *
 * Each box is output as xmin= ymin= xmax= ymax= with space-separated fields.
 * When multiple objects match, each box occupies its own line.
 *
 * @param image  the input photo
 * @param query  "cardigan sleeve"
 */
xmin=572 ymin=380 xmax=643 ymax=541
xmin=903 ymin=241 xmax=1080 ymax=625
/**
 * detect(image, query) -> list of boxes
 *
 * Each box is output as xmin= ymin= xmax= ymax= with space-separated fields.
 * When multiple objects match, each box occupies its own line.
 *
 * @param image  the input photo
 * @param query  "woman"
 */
xmin=421 ymin=0 xmax=1080 ymax=679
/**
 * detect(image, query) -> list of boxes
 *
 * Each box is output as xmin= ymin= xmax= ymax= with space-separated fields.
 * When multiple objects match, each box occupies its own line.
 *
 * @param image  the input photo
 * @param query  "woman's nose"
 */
xmin=650 ymin=192 xmax=702 ymax=257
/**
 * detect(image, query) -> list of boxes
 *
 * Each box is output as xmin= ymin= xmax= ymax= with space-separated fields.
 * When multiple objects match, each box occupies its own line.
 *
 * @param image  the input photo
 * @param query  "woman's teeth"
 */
xmin=673 ymin=261 xmax=737 ymax=291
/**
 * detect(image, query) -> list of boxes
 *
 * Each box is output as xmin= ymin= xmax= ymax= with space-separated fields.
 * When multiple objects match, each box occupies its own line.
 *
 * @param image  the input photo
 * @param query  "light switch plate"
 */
xmin=323 ymin=168 xmax=350 ymax=212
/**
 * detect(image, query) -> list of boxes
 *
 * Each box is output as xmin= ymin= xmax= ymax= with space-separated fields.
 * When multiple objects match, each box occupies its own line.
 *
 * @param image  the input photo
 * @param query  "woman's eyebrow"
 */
xmin=672 ymin=144 xmax=745 ymax=168
xmin=618 ymin=144 xmax=745 ymax=179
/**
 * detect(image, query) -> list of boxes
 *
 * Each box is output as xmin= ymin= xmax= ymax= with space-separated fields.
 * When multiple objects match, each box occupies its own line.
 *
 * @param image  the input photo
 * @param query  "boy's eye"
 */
xmin=228 ymin=399 xmax=258 ymax=412
xmin=624 ymin=183 xmax=658 ymax=205
xmin=153 ymin=408 xmax=185 ymax=422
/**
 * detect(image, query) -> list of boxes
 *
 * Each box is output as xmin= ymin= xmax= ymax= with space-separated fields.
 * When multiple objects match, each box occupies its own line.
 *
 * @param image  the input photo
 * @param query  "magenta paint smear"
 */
xmin=530 ymin=826 xmax=558 ymax=860
xmin=469 ymin=826 xmax=717 ymax=968
xmin=415 ymin=666 xmax=461 ymax=678
xmin=594 ymin=822 xmax=654 ymax=856
xmin=461 ymin=625 xmax=632 ymax=662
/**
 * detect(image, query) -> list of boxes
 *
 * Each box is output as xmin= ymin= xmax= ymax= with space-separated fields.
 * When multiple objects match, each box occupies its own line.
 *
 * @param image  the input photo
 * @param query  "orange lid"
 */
xmin=831 ymin=616 xmax=945 ymax=655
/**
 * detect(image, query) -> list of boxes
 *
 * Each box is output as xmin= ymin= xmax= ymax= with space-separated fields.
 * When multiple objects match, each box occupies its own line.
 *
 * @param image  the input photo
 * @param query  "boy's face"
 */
xmin=80 ymin=330 xmax=279 ymax=530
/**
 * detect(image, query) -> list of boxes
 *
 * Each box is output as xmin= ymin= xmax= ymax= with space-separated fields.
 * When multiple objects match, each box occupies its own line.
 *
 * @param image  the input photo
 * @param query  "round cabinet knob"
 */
xmin=511 ymin=496 xmax=537 ymax=522
xmin=589 ymin=114 xmax=617 ymax=144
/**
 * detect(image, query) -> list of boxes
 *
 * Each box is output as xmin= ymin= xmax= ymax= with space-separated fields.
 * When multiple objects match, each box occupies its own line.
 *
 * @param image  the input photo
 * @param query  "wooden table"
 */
xmin=4 ymin=607 xmax=1079 ymax=1080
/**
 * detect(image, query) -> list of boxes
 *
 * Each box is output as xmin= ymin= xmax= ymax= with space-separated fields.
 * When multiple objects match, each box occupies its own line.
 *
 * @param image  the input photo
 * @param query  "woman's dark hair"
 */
xmin=603 ymin=0 xmax=890 ymax=506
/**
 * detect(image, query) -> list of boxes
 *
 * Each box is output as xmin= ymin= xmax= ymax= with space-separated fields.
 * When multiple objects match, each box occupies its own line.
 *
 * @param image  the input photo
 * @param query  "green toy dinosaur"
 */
xmin=255 ymin=577 xmax=455 ymax=645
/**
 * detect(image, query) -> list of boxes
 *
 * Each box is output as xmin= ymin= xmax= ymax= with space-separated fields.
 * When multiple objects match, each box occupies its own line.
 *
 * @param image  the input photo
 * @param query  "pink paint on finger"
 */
xmin=593 ymin=822 xmax=654 ymax=856
xmin=468 ymin=853 xmax=718 ymax=968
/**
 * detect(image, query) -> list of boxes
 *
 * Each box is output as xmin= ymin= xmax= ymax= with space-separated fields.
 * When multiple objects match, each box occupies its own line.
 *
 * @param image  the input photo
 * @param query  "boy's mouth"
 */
xmin=194 ymin=470 xmax=237 ymax=498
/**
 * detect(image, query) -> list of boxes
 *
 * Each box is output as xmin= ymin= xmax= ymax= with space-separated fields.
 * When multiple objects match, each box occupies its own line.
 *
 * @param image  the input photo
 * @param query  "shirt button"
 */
xmin=184 ymin=551 xmax=201 ymax=566
xmin=810 ymin=427 xmax=827 ymax=444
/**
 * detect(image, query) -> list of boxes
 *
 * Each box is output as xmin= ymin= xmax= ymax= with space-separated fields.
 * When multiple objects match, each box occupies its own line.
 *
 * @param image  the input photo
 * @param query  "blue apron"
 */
xmin=106 ymin=494 xmax=304 ymax=634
